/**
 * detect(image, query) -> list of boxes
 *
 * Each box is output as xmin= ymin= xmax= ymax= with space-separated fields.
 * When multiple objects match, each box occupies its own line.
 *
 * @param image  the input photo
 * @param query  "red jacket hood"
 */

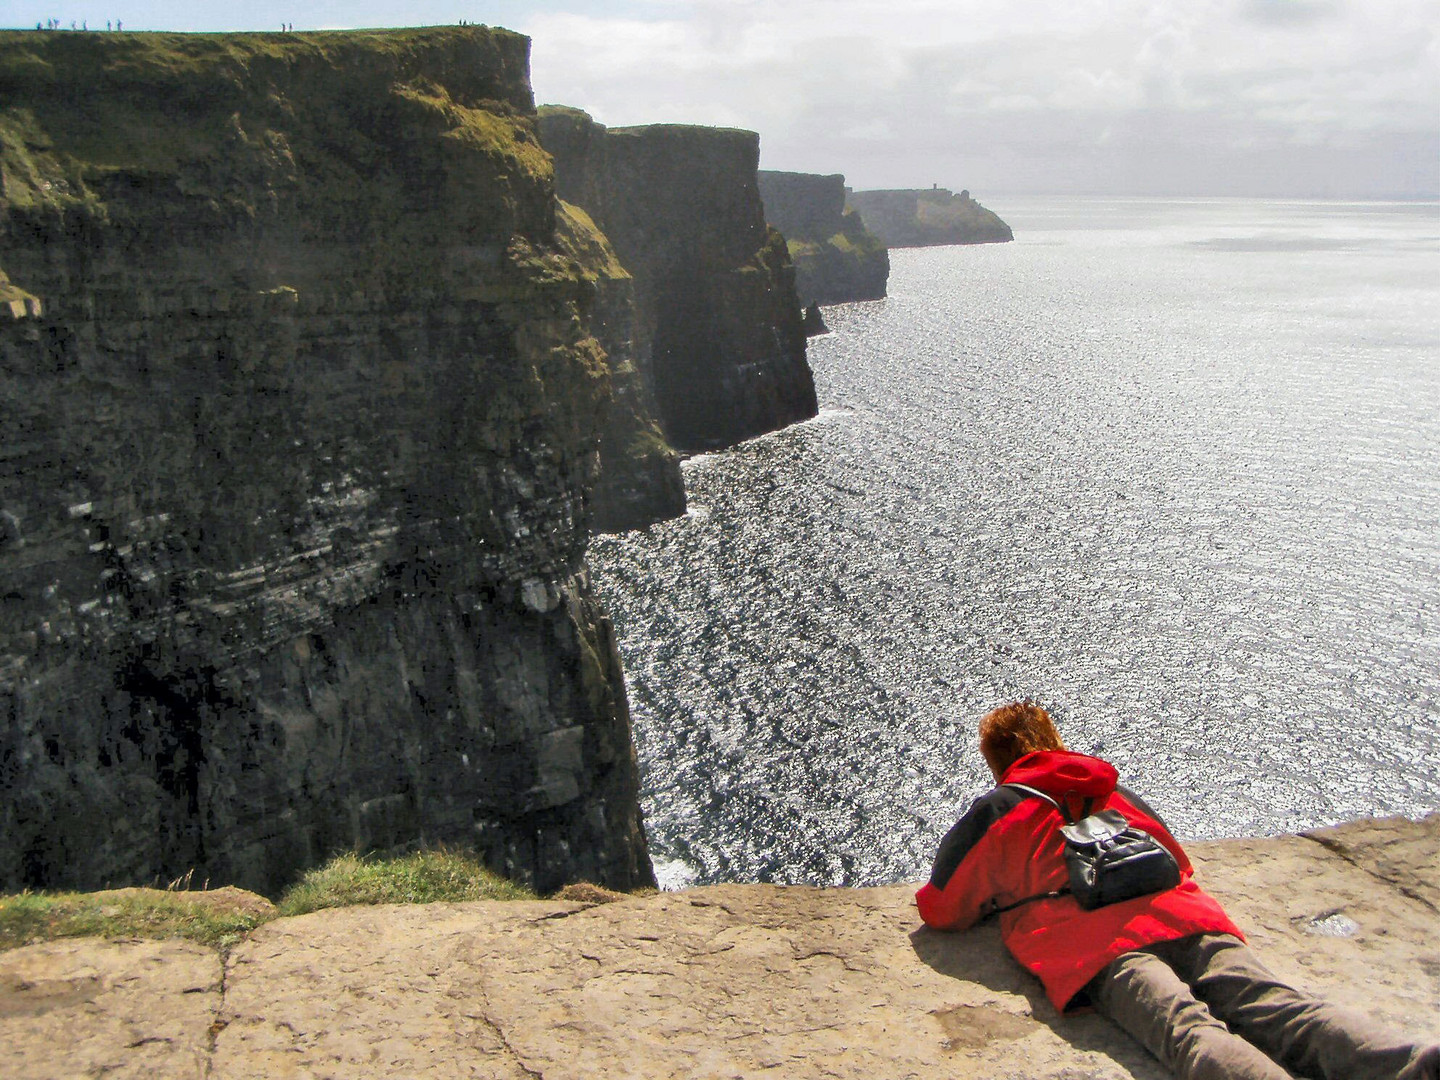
xmin=1001 ymin=750 xmax=1118 ymax=800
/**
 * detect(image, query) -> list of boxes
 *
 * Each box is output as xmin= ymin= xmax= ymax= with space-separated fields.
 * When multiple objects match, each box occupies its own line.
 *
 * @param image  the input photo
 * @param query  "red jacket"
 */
xmin=915 ymin=750 xmax=1243 ymax=1012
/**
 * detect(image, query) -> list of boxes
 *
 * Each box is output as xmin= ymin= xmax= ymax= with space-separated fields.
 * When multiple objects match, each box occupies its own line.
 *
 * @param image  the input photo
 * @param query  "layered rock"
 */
xmin=552 ymin=199 xmax=685 ymax=532
xmin=0 ymin=28 xmax=653 ymax=895
xmin=758 ymin=170 xmax=889 ymax=306
xmin=847 ymin=187 xmax=1013 ymax=248
xmin=539 ymin=107 xmax=817 ymax=455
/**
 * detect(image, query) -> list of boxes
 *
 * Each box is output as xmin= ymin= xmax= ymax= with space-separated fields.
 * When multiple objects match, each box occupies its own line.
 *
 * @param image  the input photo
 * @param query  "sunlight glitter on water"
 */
xmin=589 ymin=197 xmax=1440 ymax=888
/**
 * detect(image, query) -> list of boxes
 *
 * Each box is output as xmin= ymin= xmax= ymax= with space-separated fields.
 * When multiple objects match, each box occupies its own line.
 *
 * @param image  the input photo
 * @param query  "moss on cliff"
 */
xmin=0 ymin=27 xmax=551 ymax=267
xmin=553 ymin=200 xmax=629 ymax=282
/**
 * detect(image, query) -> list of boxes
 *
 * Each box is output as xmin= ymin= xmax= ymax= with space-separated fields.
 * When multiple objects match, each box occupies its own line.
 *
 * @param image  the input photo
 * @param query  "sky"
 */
xmin=3 ymin=0 xmax=1437 ymax=198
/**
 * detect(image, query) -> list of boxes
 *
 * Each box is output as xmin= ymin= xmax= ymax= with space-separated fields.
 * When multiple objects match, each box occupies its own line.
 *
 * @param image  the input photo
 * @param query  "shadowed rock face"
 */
xmin=539 ymin=108 xmax=818 ymax=455
xmin=758 ymin=170 xmax=889 ymax=306
xmin=847 ymin=187 xmax=1013 ymax=248
xmin=0 ymin=28 xmax=653 ymax=895
xmin=552 ymin=200 xmax=686 ymax=534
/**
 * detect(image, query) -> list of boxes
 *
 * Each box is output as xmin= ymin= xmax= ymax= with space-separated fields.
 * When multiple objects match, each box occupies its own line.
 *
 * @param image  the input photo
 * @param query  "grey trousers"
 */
xmin=1090 ymin=933 xmax=1440 ymax=1080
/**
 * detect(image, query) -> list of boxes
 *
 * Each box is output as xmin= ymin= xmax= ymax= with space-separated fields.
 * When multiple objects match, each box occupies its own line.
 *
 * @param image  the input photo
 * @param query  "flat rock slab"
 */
xmin=0 ymin=938 xmax=220 ymax=1079
xmin=5 ymin=815 xmax=1439 ymax=1079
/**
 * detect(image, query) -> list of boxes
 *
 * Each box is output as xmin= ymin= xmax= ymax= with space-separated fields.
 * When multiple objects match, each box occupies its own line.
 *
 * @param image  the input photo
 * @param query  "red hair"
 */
xmin=978 ymin=700 xmax=1066 ymax=777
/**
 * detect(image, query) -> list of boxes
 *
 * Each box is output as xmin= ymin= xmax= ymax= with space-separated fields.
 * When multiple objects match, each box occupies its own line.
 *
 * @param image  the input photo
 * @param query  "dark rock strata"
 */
xmin=758 ymin=170 xmax=889 ymax=306
xmin=0 ymin=27 xmax=653 ymax=895
xmin=539 ymin=107 xmax=817 ymax=455
xmin=552 ymin=200 xmax=686 ymax=533
xmin=846 ymin=187 xmax=1013 ymax=248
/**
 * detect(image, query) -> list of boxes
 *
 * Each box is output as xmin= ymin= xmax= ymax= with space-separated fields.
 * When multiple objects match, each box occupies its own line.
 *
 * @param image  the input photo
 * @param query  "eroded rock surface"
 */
xmin=3 ymin=816 xmax=1436 ymax=1079
xmin=0 ymin=938 xmax=219 ymax=1080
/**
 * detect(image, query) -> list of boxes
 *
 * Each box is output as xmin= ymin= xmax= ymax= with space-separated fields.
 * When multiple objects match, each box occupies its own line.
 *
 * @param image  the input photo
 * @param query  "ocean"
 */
xmin=587 ymin=196 xmax=1440 ymax=890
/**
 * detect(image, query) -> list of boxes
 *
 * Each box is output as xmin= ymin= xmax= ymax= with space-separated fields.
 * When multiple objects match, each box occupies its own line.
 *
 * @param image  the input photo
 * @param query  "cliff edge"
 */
xmin=0 ymin=28 xmax=652 ymax=896
xmin=539 ymin=107 xmax=818 ymax=455
xmin=758 ymin=170 xmax=889 ymax=306
xmin=3 ymin=815 xmax=1436 ymax=1078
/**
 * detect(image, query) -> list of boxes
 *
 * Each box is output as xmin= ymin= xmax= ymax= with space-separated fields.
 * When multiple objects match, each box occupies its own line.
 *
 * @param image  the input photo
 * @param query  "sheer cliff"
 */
xmin=538 ymin=107 xmax=817 ymax=455
xmin=758 ymin=170 xmax=889 ymax=306
xmin=0 ymin=27 xmax=654 ymax=895
xmin=552 ymin=199 xmax=686 ymax=533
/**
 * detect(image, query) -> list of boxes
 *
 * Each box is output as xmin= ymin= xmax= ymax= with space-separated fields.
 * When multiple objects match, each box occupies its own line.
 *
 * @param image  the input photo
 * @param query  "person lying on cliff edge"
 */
xmin=916 ymin=700 xmax=1440 ymax=1080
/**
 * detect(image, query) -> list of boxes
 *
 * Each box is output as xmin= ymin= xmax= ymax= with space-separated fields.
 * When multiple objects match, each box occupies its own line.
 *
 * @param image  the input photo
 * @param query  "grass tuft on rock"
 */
xmin=0 ymin=887 xmax=271 ymax=953
xmin=0 ymin=850 xmax=541 ymax=952
xmin=277 ymin=848 xmax=536 ymax=916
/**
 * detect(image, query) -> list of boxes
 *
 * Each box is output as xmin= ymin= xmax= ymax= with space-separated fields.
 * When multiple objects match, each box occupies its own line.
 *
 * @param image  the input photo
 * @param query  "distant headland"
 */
xmin=847 ymin=186 xmax=1014 ymax=248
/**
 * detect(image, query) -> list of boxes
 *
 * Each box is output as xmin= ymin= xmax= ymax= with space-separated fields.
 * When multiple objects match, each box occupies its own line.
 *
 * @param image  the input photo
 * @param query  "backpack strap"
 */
xmin=1002 ymin=782 xmax=1074 ymax=824
xmin=983 ymin=783 xmax=1076 ymax=919
xmin=985 ymin=888 xmax=1069 ymax=916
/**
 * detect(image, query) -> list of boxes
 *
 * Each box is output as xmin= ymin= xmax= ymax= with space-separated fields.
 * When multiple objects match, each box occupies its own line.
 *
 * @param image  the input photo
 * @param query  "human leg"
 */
xmin=1167 ymin=933 xmax=1438 ymax=1080
xmin=1091 ymin=946 xmax=1292 ymax=1080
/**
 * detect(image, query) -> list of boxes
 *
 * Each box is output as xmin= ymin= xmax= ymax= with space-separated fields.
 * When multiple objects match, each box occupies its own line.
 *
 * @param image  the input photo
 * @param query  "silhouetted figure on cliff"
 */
xmin=919 ymin=700 xmax=1440 ymax=1080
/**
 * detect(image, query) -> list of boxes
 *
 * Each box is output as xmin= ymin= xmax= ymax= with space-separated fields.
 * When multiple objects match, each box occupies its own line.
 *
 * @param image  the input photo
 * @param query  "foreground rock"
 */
xmin=3 ymin=815 xmax=1437 ymax=1079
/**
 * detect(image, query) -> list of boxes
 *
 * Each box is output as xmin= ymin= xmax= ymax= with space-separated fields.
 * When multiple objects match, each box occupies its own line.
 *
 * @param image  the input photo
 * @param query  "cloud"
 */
xmin=518 ymin=0 xmax=1439 ymax=197
xmin=1239 ymin=0 xmax=1341 ymax=27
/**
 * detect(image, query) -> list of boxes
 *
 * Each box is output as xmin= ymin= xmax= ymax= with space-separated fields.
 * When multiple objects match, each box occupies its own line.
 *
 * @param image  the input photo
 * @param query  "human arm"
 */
xmin=915 ymin=786 xmax=1026 ymax=930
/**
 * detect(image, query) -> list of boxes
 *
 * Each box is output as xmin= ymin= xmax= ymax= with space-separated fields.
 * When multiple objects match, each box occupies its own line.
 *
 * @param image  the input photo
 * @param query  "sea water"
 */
xmin=587 ymin=197 xmax=1440 ymax=889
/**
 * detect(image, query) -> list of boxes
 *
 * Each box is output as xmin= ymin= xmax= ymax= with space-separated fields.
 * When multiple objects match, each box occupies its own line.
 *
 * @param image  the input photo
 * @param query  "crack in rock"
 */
xmin=528 ymin=906 xmax=595 ymax=924
xmin=473 ymin=973 xmax=545 ymax=1079
xmin=1301 ymin=833 xmax=1439 ymax=914
xmin=202 ymin=949 xmax=232 ymax=1080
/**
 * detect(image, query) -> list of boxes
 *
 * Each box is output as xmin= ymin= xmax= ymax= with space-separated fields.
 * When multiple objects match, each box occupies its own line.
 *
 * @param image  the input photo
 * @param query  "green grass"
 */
xmin=276 ymin=848 xmax=537 ymax=917
xmin=0 ymin=848 xmax=541 ymax=953
xmin=0 ymin=25 xmax=546 ymax=220
xmin=0 ymin=888 xmax=269 ymax=953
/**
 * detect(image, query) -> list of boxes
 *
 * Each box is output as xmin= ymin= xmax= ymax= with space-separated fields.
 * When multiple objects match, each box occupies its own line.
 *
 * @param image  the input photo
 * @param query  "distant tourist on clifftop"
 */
xmin=918 ymin=700 xmax=1440 ymax=1080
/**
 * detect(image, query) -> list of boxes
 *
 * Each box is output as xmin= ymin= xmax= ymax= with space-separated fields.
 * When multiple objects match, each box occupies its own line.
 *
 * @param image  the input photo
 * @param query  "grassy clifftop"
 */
xmin=0 ymin=27 xmax=551 ymax=273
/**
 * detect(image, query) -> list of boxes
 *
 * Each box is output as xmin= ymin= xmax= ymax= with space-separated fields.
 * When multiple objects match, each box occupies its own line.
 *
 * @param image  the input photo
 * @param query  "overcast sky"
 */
xmin=4 ymin=0 xmax=1436 ymax=197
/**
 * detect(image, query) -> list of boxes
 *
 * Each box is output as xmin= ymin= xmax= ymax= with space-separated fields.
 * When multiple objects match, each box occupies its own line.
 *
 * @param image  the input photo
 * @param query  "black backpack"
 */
xmin=990 ymin=782 xmax=1182 ymax=913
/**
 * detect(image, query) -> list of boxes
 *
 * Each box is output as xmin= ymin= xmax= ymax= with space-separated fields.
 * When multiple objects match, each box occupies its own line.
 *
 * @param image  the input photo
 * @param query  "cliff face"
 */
xmin=552 ymin=198 xmax=685 ymax=533
xmin=846 ymin=187 xmax=1013 ymax=248
xmin=0 ymin=28 xmax=653 ymax=895
xmin=757 ymin=170 xmax=888 ymax=306
xmin=539 ymin=108 xmax=817 ymax=455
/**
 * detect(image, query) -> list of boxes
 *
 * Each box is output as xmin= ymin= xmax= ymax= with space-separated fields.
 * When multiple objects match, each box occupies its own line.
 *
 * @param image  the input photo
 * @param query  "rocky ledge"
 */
xmin=3 ymin=814 xmax=1436 ymax=1079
